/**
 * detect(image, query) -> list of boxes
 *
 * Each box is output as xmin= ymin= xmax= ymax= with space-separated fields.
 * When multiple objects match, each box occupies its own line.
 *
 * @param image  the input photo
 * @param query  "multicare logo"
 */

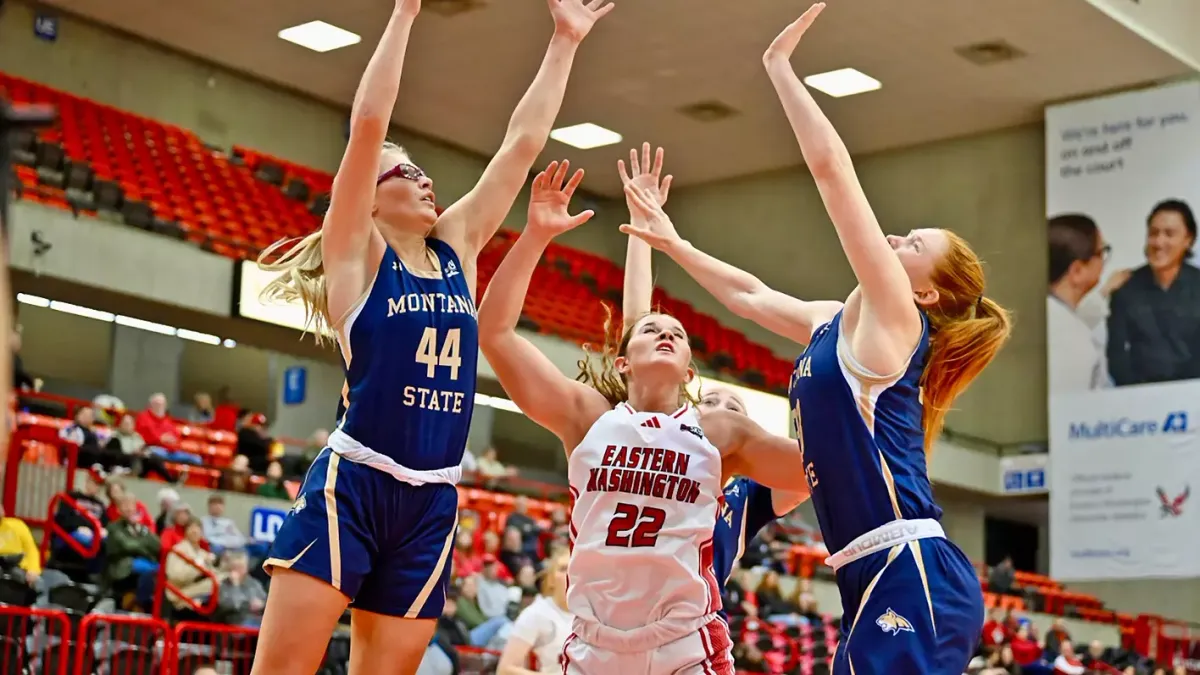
xmin=1068 ymin=411 xmax=1189 ymax=440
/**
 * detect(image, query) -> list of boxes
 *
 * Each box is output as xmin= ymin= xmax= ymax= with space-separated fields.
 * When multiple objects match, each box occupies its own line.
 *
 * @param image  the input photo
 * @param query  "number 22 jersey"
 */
xmin=566 ymin=402 xmax=724 ymax=652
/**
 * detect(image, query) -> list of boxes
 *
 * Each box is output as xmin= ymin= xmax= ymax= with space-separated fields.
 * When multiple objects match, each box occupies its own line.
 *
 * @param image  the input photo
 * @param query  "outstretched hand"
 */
xmin=549 ymin=0 xmax=615 ymax=43
xmin=527 ymin=160 xmax=594 ymax=238
xmin=763 ymin=2 xmax=824 ymax=65
xmin=618 ymin=169 xmax=683 ymax=253
xmin=618 ymin=142 xmax=673 ymax=208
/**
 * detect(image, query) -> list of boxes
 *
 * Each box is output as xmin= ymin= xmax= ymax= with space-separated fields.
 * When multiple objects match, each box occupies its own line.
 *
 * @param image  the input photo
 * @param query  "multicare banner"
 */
xmin=1045 ymin=82 xmax=1200 ymax=580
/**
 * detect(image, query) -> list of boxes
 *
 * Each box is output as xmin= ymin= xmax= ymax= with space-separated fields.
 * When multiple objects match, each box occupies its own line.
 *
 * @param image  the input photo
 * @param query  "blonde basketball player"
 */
xmin=478 ymin=160 xmax=811 ymax=675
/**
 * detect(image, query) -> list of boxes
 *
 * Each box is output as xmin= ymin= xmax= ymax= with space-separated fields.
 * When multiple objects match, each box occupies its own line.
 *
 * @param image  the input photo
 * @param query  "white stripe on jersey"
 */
xmin=567 ymin=402 xmax=724 ymax=651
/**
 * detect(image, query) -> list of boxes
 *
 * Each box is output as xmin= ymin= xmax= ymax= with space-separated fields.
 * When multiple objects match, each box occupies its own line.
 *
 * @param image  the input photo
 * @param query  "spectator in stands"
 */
xmin=154 ymin=487 xmax=180 ymax=534
xmin=477 ymin=555 xmax=513 ymax=620
xmin=91 ymin=394 xmax=126 ymax=426
xmin=755 ymin=570 xmax=797 ymax=620
xmin=436 ymin=587 xmax=472 ymax=647
xmin=217 ymin=549 xmax=266 ymax=627
xmin=60 ymin=406 xmax=117 ymax=471
xmin=454 ymin=575 xmax=491 ymax=631
xmin=104 ymin=478 xmax=155 ymax=532
xmin=1009 ymin=623 xmax=1042 ymax=666
xmin=136 ymin=393 xmax=180 ymax=451
xmin=792 ymin=579 xmax=822 ymax=625
xmin=166 ymin=517 xmax=219 ymax=612
xmin=499 ymin=550 xmax=572 ymax=674
xmin=500 ymin=526 xmax=533 ymax=578
xmin=480 ymin=529 xmax=511 ymax=582
xmin=188 ymin=392 xmax=215 ymax=424
xmin=235 ymin=410 xmax=272 ymax=473
xmin=1044 ymin=619 xmax=1072 ymax=658
xmin=257 ymin=460 xmax=290 ymax=500
xmin=107 ymin=413 xmax=179 ymax=482
xmin=50 ymin=471 xmax=107 ymax=579
xmin=295 ymin=428 xmax=329 ymax=477
xmin=453 ymin=529 xmax=483 ymax=577
xmin=514 ymin=563 xmax=538 ymax=596
xmin=741 ymin=523 xmax=789 ymax=573
xmin=989 ymin=556 xmax=1016 ymax=596
xmin=0 ymin=503 xmax=40 ymax=584
xmin=980 ymin=644 xmax=1022 ymax=675
xmin=1053 ymin=640 xmax=1084 ymax=675
xmin=983 ymin=607 xmax=1011 ymax=653
xmin=104 ymin=494 xmax=161 ymax=608
xmin=219 ymin=454 xmax=252 ymax=493
xmin=505 ymin=496 xmax=543 ymax=558
xmin=1082 ymin=640 xmax=1120 ymax=674
xmin=477 ymin=447 xmax=516 ymax=479
xmin=160 ymin=502 xmax=198 ymax=553
xmin=200 ymin=494 xmax=246 ymax=554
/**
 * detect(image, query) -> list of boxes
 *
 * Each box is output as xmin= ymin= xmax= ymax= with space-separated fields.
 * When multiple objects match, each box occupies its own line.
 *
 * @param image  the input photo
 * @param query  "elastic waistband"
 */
xmin=572 ymin=613 xmax=715 ymax=653
xmin=825 ymin=519 xmax=944 ymax=571
xmin=327 ymin=429 xmax=461 ymax=486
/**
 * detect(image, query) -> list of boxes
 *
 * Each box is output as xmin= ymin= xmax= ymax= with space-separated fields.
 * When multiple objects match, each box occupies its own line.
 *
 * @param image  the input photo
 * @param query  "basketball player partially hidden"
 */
xmin=478 ymin=161 xmax=811 ymax=675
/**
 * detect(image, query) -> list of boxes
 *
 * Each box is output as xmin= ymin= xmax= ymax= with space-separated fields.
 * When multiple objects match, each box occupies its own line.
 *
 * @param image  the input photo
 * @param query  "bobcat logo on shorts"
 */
xmin=290 ymin=494 xmax=307 ymax=515
xmin=875 ymin=608 xmax=914 ymax=635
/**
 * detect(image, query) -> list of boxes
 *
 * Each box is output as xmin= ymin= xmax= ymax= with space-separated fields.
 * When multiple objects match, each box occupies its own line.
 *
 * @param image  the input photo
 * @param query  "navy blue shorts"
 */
xmin=832 ymin=537 xmax=983 ymax=675
xmin=264 ymin=448 xmax=459 ymax=619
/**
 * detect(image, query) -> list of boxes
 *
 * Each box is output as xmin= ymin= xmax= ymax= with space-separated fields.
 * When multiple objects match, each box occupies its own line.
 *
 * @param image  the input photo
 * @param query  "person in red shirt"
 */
xmin=104 ymin=479 xmax=156 ymax=533
xmin=453 ymin=529 xmax=483 ymax=578
xmin=135 ymin=393 xmax=179 ymax=450
xmin=1053 ymin=640 xmax=1085 ymax=675
xmin=1010 ymin=623 xmax=1043 ymax=666
xmin=982 ymin=608 xmax=1010 ymax=653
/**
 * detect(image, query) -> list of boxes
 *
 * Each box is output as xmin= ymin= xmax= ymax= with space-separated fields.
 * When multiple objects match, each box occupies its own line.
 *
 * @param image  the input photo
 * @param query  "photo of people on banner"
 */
xmin=1046 ymin=82 xmax=1200 ymax=393
xmin=1045 ymin=81 xmax=1200 ymax=582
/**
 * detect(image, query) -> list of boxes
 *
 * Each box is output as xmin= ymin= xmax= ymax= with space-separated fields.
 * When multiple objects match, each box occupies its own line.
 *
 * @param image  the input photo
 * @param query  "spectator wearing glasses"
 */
xmin=1108 ymin=199 xmax=1200 ymax=386
xmin=1047 ymin=214 xmax=1115 ymax=391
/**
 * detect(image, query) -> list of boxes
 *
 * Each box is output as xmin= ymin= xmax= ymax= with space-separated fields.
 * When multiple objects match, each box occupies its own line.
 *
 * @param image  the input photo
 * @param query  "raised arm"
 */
xmin=478 ymin=161 xmax=610 ymax=447
xmin=620 ymin=143 xmax=673 ymax=327
xmin=762 ymin=4 xmax=920 ymax=341
xmin=435 ymin=0 xmax=613 ymax=266
xmin=322 ymin=0 xmax=418 ymax=320
xmin=703 ymin=409 xmax=812 ymax=495
xmin=621 ymin=182 xmax=841 ymax=345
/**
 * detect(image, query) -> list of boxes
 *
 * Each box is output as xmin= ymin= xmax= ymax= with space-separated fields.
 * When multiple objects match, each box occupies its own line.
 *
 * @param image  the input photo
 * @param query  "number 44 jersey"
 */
xmin=566 ymin=402 xmax=725 ymax=651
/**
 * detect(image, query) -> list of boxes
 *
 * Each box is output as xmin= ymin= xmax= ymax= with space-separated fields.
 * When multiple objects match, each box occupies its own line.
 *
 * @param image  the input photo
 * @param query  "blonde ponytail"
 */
xmin=257 ymin=231 xmax=332 ymax=345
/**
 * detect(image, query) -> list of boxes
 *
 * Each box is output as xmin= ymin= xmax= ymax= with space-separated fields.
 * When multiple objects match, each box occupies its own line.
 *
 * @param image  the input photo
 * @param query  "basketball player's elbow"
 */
xmin=499 ymin=129 xmax=544 ymax=164
xmin=347 ymin=112 xmax=389 ymax=143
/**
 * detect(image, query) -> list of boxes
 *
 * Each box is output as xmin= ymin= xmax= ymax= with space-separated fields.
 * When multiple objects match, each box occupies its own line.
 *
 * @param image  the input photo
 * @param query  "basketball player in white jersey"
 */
xmin=477 ymin=160 xmax=812 ymax=675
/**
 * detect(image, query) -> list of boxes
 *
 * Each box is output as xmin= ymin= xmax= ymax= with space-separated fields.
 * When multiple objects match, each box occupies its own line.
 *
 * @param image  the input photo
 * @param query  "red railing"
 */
xmin=1136 ymin=615 xmax=1200 ymax=672
xmin=175 ymin=621 xmax=258 ymax=675
xmin=73 ymin=612 xmax=173 ymax=675
xmin=154 ymin=546 xmax=220 ymax=619
xmin=3 ymin=423 xmax=76 ymax=529
xmin=0 ymin=604 xmax=72 ymax=675
xmin=38 ymin=492 xmax=103 ymax=565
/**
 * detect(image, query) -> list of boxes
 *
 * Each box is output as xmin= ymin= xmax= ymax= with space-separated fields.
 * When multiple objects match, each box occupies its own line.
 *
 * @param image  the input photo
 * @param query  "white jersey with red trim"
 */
xmin=566 ymin=402 xmax=725 ymax=652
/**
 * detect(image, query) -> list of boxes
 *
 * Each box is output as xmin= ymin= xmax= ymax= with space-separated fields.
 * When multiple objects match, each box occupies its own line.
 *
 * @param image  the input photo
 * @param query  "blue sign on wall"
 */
xmin=250 ymin=507 xmax=288 ymax=543
xmin=33 ymin=14 xmax=58 ymax=42
xmin=1003 ymin=468 xmax=1046 ymax=493
xmin=283 ymin=365 xmax=307 ymax=405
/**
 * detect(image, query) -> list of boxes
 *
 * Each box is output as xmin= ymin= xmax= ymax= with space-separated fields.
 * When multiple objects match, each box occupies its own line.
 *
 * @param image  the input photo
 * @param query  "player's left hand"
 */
xmin=763 ymin=2 xmax=824 ymax=66
xmin=527 ymin=160 xmax=594 ymax=237
xmin=618 ymin=180 xmax=684 ymax=252
xmin=549 ymin=0 xmax=614 ymax=43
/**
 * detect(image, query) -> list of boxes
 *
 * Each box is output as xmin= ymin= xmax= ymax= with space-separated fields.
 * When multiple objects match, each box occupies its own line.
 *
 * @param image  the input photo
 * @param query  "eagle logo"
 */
xmin=1156 ymin=485 xmax=1190 ymax=518
xmin=290 ymin=494 xmax=307 ymax=515
xmin=876 ymin=608 xmax=915 ymax=636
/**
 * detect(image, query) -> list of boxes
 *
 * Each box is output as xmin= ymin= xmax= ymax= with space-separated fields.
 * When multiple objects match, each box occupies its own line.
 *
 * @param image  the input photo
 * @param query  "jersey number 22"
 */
xmin=606 ymin=503 xmax=666 ymax=548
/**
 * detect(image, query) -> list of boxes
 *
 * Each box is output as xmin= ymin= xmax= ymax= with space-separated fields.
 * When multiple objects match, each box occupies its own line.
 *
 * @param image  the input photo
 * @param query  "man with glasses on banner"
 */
xmin=0 ymin=98 xmax=57 ymax=462
xmin=1047 ymin=213 xmax=1117 ymax=392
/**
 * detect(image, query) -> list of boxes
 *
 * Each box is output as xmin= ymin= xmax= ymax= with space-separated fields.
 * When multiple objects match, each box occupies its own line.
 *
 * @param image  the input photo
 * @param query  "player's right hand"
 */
xmin=618 ymin=177 xmax=683 ymax=252
xmin=527 ymin=160 xmax=595 ymax=237
xmin=618 ymin=142 xmax=672 ymax=208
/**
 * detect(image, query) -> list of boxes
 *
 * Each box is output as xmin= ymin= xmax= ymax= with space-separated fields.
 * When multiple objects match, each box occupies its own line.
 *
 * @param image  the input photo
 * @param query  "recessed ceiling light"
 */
xmin=550 ymin=123 xmax=622 ymax=150
xmin=278 ymin=21 xmax=362 ymax=53
xmin=802 ymin=68 xmax=881 ymax=98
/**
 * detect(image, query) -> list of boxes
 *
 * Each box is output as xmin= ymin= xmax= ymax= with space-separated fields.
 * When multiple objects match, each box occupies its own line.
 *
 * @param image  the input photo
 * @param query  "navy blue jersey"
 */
xmin=334 ymin=238 xmax=478 ymax=471
xmin=787 ymin=310 xmax=940 ymax=554
xmin=713 ymin=477 xmax=778 ymax=586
